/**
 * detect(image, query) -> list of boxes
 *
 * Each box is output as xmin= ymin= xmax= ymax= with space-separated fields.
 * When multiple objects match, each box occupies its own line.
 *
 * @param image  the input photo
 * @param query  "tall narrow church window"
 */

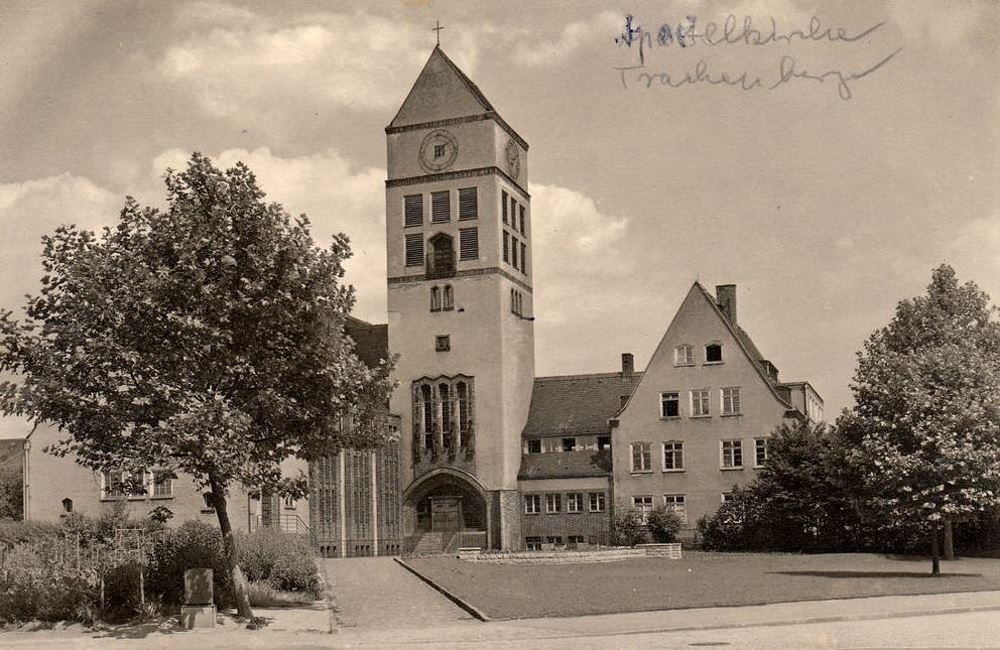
xmin=443 ymin=285 xmax=454 ymax=311
xmin=456 ymin=382 xmax=469 ymax=436
xmin=458 ymin=187 xmax=478 ymax=220
xmin=404 ymin=194 xmax=423 ymax=227
xmin=519 ymin=205 xmax=526 ymax=234
xmin=511 ymin=236 xmax=519 ymax=269
xmin=520 ymin=242 xmax=527 ymax=274
xmin=404 ymin=233 xmax=424 ymax=267
xmin=459 ymin=227 xmax=479 ymax=260
xmin=430 ymin=286 xmax=441 ymax=312
xmin=510 ymin=196 xmax=517 ymax=224
xmin=502 ymin=190 xmax=509 ymax=223
xmin=431 ymin=191 xmax=451 ymax=223
xmin=427 ymin=233 xmax=455 ymax=279
xmin=421 ymin=384 xmax=434 ymax=449
xmin=439 ymin=383 xmax=452 ymax=449
xmin=511 ymin=289 xmax=518 ymax=315
xmin=502 ymin=231 xmax=510 ymax=263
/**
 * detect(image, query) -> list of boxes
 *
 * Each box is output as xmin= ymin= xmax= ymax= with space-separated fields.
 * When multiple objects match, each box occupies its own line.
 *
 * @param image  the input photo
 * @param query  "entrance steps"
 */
xmin=410 ymin=531 xmax=447 ymax=556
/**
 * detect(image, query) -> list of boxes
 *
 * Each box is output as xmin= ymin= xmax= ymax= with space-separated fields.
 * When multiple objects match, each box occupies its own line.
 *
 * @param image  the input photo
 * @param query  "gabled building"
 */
xmin=610 ymin=283 xmax=823 ymax=536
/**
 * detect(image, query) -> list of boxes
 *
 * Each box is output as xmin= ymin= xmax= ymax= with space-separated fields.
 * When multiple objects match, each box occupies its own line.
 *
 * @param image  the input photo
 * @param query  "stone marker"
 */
xmin=181 ymin=568 xmax=216 ymax=628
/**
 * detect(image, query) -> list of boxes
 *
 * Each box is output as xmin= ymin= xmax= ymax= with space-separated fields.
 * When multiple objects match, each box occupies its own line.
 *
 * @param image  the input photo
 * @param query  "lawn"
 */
xmin=405 ymin=552 xmax=1000 ymax=620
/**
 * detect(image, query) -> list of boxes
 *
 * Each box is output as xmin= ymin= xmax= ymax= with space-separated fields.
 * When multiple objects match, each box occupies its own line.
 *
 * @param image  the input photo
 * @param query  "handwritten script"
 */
xmin=613 ymin=14 xmax=902 ymax=101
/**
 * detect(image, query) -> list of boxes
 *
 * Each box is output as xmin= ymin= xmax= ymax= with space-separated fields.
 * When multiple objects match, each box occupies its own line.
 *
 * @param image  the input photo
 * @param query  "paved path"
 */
xmin=320 ymin=557 xmax=478 ymax=630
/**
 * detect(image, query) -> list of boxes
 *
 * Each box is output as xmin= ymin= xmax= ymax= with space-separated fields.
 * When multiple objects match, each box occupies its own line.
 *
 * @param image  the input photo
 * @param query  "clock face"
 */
xmin=418 ymin=129 xmax=459 ymax=173
xmin=504 ymin=139 xmax=521 ymax=180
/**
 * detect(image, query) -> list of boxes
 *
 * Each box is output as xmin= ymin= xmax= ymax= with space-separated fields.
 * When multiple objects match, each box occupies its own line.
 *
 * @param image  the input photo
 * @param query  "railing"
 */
xmin=253 ymin=514 xmax=318 ymax=549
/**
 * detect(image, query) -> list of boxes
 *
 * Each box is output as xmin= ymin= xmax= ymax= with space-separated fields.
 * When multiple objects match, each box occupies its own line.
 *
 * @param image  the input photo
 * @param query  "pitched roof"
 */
xmin=388 ymin=46 xmax=496 ymax=128
xmin=518 ymin=449 xmax=612 ymax=480
xmin=344 ymin=316 xmax=388 ymax=369
xmin=521 ymin=372 xmax=643 ymax=439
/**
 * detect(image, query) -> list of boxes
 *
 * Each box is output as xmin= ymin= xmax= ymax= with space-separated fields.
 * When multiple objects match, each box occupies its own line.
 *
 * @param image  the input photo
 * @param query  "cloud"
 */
xmin=0 ymin=174 xmax=120 ymax=316
xmin=511 ymin=11 xmax=621 ymax=67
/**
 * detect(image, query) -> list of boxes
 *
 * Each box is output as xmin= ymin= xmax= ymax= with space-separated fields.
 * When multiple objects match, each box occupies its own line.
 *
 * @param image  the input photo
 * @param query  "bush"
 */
xmin=646 ymin=506 xmax=683 ymax=543
xmin=237 ymin=527 xmax=319 ymax=595
xmin=0 ymin=545 xmax=101 ymax=625
xmin=611 ymin=506 xmax=648 ymax=546
xmin=246 ymin=580 xmax=315 ymax=608
xmin=146 ymin=520 xmax=233 ymax=608
xmin=0 ymin=520 xmax=62 ymax=546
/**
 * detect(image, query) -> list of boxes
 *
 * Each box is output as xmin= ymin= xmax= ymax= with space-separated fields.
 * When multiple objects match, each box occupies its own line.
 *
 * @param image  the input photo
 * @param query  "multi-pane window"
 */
xmin=152 ymin=471 xmax=173 ymax=498
xmin=524 ymin=494 xmax=541 ymax=514
xmin=675 ymin=344 xmax=694 ymax=366
xmin=754 ymin=438 xmax=768 ymax=467
xmin=660 ymin=392 xmax=680 ymax=418
xmin=503 ymin=231 xmax=510 ymax=263
xmin=545 ymin=493 xmax=562 ymax=513
xmin=589 ymin=492 xmax=606 ymax=512
xmin=526 ymin=536 xmax=542 ymax=550
xmin=527 ymin=439 xmax=541 ymax=454
xmin=458 ymin=187 xmax=478 ymax=220
xmin=664 ymin=494 xmax=687 ymax=522
xmin=566 ymin=493 xmax=583 ymax=513
xmin=691 ymin=389 xmax=710 ymax=417
xmin=663 ymin=441 xmax=684 ymax=471
xmin=721 ymin=387 xmax=742 ymax=415
xmin=404 ymin=194 xmax=423 ymax=227
xmin=631 ymin=442 xmax=652 ymax=472
xmin=546 ymin=536 xmax=563 ymax=545
xmin=721 ymin=440 xmax=744 ymax=468
xmin=404 ymin=233 xmax=424 ymax=267
xmin=459 ymin=227 xmax=479 ymax=260
xmin=705 ymin=343 xmax=723 ymax=363
xmin=511 ymin=236 xmax=519 ymax=268
xmin=632 ymin=495 xmax=654 ymax=522
xmin=501 ymin=190 xmax=509 ymax=223
xmin=520 ymin=242 xmax=527 ymax=273
xmin=561 ymin=437 xmax=576 ymax=452
xmin=431 ymin=190 xmax=450 ymax=222
xmin=567 ymin=535 xmax=585 ymax=545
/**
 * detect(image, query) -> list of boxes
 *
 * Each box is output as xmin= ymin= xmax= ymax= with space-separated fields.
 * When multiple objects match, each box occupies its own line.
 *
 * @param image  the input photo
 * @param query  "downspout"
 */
xmin=23 ymin=422 xmax=38 ymax=521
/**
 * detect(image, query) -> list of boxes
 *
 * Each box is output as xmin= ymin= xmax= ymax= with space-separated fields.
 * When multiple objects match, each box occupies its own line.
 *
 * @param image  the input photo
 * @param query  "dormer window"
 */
xmin=705 ymin=343 xmax=723 ymax=363
xmin=674 ymin=345 xmax=694 ymax=366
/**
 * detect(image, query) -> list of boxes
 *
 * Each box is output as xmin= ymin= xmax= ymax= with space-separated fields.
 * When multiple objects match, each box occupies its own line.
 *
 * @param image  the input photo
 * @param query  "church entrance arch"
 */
xmin=403 ymin=469 xmax=488 ymax=545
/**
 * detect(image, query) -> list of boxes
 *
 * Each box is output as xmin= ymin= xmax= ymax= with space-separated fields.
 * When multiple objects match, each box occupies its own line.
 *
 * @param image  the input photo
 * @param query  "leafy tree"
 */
xmin=645 ymin=505 xmax=683 ymax=543
xmin=610 ymin=504 xmax=647 ymax=546
xmin=696 ymin=485 xmax=769 ymax=551
xmin=838 ymin=265 xmax=1000 ymax=574
xmin=0 ymin=154 xmax=395 ymax=615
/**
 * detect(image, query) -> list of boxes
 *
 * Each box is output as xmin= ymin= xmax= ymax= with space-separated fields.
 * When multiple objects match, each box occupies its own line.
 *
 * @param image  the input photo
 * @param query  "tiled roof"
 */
xmin=345 ymin=316 xmax=388 ymax=369
xmin=521 ymin=372 xmax=643 ymax=439
xmin=518 ymin=449 xmax=612 ymax=480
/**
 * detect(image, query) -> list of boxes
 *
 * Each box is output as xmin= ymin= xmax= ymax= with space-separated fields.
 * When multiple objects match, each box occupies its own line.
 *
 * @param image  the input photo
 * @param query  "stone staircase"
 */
xmin=411 ymin=531 xmax=446 ymax=556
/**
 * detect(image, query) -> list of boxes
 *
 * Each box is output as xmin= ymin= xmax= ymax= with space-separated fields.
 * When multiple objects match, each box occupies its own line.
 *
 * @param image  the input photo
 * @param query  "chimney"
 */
xmin=760 ymin=360 xmax=779 ymax=382
xmin=621 ymin=353 xmax=634 ymax=377
xmin=716 ymin=284 xmax=737 ymax=324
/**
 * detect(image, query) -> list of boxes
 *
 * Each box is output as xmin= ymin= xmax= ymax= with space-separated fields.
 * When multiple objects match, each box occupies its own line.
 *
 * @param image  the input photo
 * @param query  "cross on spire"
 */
xmin=432 ymin=20 xmax=444 ymax=46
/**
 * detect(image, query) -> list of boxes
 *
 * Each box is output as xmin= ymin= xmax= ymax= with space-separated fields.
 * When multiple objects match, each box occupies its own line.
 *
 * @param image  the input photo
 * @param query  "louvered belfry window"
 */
xmin=404 ymin=233 xmax=424 ymax=267
xmin=459 ymin=227 xmax=479 ymax=260
xmin=458 ymin=187 xmax=478 ymax=220
xmin=404 ymin=194 xmax=423 ymax=227
xmin=431 ymin=191 xmax=450 ymax=223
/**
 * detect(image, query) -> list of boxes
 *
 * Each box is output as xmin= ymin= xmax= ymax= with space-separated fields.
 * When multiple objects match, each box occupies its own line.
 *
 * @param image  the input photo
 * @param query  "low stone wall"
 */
xmin=457 ymin=544 xmax=682 ymax=564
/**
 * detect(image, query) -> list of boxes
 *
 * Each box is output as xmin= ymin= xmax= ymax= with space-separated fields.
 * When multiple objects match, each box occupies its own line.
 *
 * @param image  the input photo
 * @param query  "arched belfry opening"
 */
xmin=427 ymin=233 xmax=456 ymax=279
xmin=403 ymin=469 xmax=489 ymax=551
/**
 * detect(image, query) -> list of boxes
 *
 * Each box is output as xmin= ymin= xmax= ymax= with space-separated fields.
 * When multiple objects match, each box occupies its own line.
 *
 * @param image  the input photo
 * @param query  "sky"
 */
xmin=0 ymin=0 xmax=997 ymax=437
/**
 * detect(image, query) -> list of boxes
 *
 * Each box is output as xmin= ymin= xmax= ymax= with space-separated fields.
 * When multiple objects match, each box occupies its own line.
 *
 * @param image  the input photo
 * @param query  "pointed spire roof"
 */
xmin=389 ymin=46 xmax=496 ymax=128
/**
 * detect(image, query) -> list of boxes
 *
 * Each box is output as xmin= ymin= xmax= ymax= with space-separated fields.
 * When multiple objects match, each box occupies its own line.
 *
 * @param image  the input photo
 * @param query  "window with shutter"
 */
xmin=501 ymin=190 xmax=508 ymax=223
xmin=458 ymin=187 xmax=478 ymax=220
xmin=404 ymin=233 xmax=424 ymax=267
xmin=519 ymin=205 xmax=526 ymax=234
xmin=459 ymin=227 xmax=478 ymax=260
xmin=404 ymin=194 xmax=423 ymax=227
xmin=431 ymin=191 xmax=450 ymax=222
xmin=520 ymin=242 xmax=527 ymax=273
xmin=511 ymin=236 xmax=519 ymax=268
xmin=503 ymin=231 xmax=510 ymax=263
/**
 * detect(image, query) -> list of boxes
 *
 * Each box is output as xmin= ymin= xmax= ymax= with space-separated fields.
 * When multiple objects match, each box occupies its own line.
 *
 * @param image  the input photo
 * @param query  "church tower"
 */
xmin=385 ymin=47 xmax=534 ymax=550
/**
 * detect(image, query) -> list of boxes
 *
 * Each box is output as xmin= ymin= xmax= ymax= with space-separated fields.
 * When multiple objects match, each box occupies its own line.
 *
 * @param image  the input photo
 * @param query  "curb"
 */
xmin=394 ymin=557 xmax=490 ymax=622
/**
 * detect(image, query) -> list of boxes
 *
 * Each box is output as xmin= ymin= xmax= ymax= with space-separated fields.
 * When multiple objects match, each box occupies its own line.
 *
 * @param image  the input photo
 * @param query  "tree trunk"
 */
xmin=930 ymin=522 xmax=941 ymax=576
xmin=943 ymin=517 xmax=955 ymax=560
xmin=209 ymin=473 xmax=254 ymax=618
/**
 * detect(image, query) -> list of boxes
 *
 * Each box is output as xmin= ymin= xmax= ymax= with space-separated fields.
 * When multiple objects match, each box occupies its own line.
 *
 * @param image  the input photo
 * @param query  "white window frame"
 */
xmin=721 ymin=492 xmax=736 ymax=503
xmin=589 ymin=492 xmax=606 ymax=512
xmin=691 ymin=389 xmax=710 ymax=417
xmin=662 ymin=441 xmax=684 ymax=472
xmin=674 ymin=344 xmax=694 ymax=366
xmin=631 ymin=442 xmax=652 ymax=472
xmin=664 ymin=494 xmax=687 ymax=522
xmin=721 ymin=387 xmax=742 ymax=416
xmin=632 ymin=495 xmax=654 ymax=523
xmin=524 ymin=494 xmax=541 ymax=514
xmin=660 ymin=391 xmax=680 ymax=418
xmin=721 ymin=439 xmax=744 ymax=469
xmin=545 ymin=493 xmax=562 ymax=514
xmin=754 ymin=437 xmax=768 ymax=468
xmin=151 ymin=470 xmax=174 ymax=498
xmin=566 ymin=492 xmax=583 ymax=513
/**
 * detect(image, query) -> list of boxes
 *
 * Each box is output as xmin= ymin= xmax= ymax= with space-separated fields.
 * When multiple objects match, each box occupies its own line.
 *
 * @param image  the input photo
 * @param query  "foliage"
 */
xmin=0 ymin=520 xmax=61 ymax=546
xmin=838 ymin=265 xmax=1000 ymax=569
xmin=0 ymin=545 xmax=101 ymax=625
xmin=0 ymin=439 xmax=22 ymax=521
xmin=236 ymin=526 xmax=319 ymax=594
xmin=610 ymin=504 xmax=648 ymax=546
xmin=246 ymin=580 xmax=315 ymax=608
xmin=146 ymin=520 xmax=233 ymax=608
xmin=0 ymin=153 xmax=396 ymax=615
xmin=697 ymin=485 xmax=770 ymax=552
xmin=645 ymin=506 xmax=683 ymax=543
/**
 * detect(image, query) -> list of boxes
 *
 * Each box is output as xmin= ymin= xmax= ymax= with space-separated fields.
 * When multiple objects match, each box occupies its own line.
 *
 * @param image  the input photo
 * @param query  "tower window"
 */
xmin=433 ymin=144 xmax=446 ymax=159
xmin=404 ymin=233 xmax=424 ymax=267
xmin=502 ymin=231 xmax=510 ymax=263
xmin=443 ymin=285 xmax=454 ymax=311
xmin=511 ymin=236 xmax=519 ymax=268
xmin=520 ymin=242 xmax=527 ymax=274
xmin=459 ymin=227 xmax=479 ymax=260
xmin=431 ymin=191 xmax=450 ymax=223
xmin=502 ymin=190 xmax=509 ymax=223
xmin=435 ymin=335 xmax=451 ymax=351
xmin=430 ymin=286 xmax=441 ymax=312
xmin=458 ymin=187 xmax=478 ymax=220
xmin=427 ymin=233 xmax=455 ymax=278
xmin=510 ymin=196 xmax=517 ymax=223
xmin=404 ymin=194 xmax=423 ymax=228
xmin=519 ymin=205 xmax=526 ymax=234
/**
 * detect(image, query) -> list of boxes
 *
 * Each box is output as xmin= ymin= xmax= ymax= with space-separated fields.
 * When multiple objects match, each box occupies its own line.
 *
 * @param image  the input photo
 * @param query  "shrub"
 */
xmin=146 ymin=520 xmax=232 ymax=608
xmin=0 ymin=520 xmax=62 ymax=546
xmin=237 ymin=527 xmax=319 ymax=595
xmin=646 ymin=506 xmax=683 ymax=543
xmin=0 ymin=545 xmax=101 ymax=625
xmin=697 ymin=486 xmax=769 ymax=552
xmin=246 ymin=581 xmax=314 ymax=608
xmin=611 ymin=506 xmax=648 ymax=546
